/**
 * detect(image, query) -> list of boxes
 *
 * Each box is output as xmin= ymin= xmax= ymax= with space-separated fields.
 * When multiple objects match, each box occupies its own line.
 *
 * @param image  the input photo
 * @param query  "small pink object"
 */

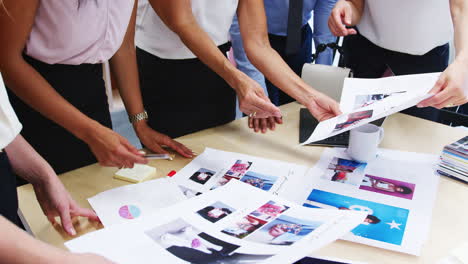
xmin=191 ymin=238 xmax=201 ymax=248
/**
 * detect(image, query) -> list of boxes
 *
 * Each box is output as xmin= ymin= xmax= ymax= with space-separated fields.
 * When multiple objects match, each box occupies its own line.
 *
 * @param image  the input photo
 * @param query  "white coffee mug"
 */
xmin=347 ymin=124 xmax=384 ymax=163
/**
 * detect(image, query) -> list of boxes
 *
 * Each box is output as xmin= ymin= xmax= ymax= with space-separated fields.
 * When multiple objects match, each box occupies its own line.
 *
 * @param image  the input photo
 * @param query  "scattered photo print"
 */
xmin=221 ymin=215 xmax=267 ymax=239
xmin=146 ymin=219 xmax=240 ymax=264
xmin=197 ymin=201 xmax=235 ymax=223
xmin=179 ymin=186 xmax=202 ymax=198
xmin=224 ymin=160 xmax=252 ymax=178
xmin=360 ymin=175 xmax=416 ymax=200
xmin=239 ymin=171 xmax=279 ymax=191
xmin=189 ymin=168 xmax=216 ymax=185
xmin=353 ymin=91 xmax=406 ymax=110
xmin=321 ymin=157 xmax=367 ymax=186
xmin=334 ymin=110 xmax=373 ymax=132
xmin=249 ymin=200 xmax=289 ymax=221
xmin=246 ymin=215 xmax=322 ymax=246
xmin=304 ymin=189 xmax=409 ymax=245
xmin=210 ymin=175 xmax=240 ymax=190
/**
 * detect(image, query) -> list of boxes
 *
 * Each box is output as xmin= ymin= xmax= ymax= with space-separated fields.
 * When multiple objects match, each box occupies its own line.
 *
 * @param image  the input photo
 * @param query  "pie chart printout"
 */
xmin=118 ymin=205 xmax=141 ymax=220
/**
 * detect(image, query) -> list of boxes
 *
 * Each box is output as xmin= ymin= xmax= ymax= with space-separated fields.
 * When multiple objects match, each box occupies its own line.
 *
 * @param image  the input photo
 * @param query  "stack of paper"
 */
xmin=67 ymin=181 xmax=365 ymax=264
xmin=437 ymin=136 xmax=468 ymax=183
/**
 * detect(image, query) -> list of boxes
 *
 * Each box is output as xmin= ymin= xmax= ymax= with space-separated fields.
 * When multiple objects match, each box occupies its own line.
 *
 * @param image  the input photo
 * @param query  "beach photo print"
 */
xmin=321 ymin=157 xmax=367 ymax=186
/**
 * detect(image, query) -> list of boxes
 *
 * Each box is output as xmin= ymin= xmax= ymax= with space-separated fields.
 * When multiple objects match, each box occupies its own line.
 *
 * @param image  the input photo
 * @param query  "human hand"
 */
xmin=304 ymin=92 xmax=342 ymax=121
xmin=84 ymin=122 xmax=147 ymax=168
xmin=417 ymin=59 xmax=468 ymax=109
xmin=234 ymin=72 xmax=282 ymax=118
xmin=33 ymin=175 xmax=99 ymax=236
xmin=62 ymin=253 xmax=116 ymax=264
xmin=134 ymin=122 xmax=194 ymax=158
xmin=328 ymin=0 xmax=358 ymax=36
xmin=248 ymin=116 xmax=283 ymax=133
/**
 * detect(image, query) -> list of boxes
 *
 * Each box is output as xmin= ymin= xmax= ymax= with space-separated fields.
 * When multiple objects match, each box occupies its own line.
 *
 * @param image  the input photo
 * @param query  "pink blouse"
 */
xmin=25 ymin=0 xmax=134 ymax=65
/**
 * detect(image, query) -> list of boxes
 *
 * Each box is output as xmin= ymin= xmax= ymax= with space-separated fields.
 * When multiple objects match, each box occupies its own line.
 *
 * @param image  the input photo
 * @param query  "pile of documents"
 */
xmin=437 ymin=136 xmax=468 ymax=183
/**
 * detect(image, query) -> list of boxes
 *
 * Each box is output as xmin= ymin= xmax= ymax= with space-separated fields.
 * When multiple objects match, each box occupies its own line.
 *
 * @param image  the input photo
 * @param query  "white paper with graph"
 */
xmin=66 ymin=180 xmax=366 ymax=264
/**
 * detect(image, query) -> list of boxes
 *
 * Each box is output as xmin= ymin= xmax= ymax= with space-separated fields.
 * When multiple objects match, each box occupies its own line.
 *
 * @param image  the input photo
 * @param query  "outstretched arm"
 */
xmin=5 ymin=135 xmax=99 ymax=236
xmin=147 ymin=0 xmax=281 ymax=118
xmin=238 ymin=0 xmax=341 ymax=122
xmin=418 ymin=0 xmax=468 ymax=108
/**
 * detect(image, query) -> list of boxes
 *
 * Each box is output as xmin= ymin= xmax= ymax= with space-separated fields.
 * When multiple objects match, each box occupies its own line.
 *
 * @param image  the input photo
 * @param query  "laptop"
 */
xmin=299 ymin=108 xmax=385 ymax=147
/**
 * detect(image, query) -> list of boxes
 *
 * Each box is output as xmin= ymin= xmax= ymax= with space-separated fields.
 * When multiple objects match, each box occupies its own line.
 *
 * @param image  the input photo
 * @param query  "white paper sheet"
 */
xmin=172 ymin=148 xmax=309 ymax=201
xmin=302 ymin=73 xmax=440 ymax=145
xmin=298 ymin=148 xmax=439 ymax=255
xmin=88 ymin=178 xmax=187 ymax=227
xmin=66 ymin=180 xmax=366 ymax=264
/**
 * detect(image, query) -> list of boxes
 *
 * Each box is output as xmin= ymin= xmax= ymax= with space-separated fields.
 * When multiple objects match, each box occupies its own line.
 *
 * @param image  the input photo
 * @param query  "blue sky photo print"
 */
xmin=304 ymin=189 xmax=409 ymax=245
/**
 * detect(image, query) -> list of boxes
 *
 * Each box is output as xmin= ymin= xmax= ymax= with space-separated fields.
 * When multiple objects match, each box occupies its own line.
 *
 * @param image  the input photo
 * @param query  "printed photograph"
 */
xmin=246 ymin=215 xmax=322 ymax=246
xmin=353 ymin=91 xmax=406 ymax=109
xmin=249 ymin=200 xmax=289 ymax=221
xmin=360 ymin=175 xmax=416 ymax=200
xmin=197 ymin=201 xmax=235 ymax=223
xmin=321 ymin=157 xmax=367 ymax=186
xmin=146 ymin=219 xmax=240 ymax=264
xmin=303 ymin=189 xmax=409 ymax=245
xmin=210 ymin=175 xmax=240 ymax=190
xmin=189 ymin=168 xmax=216 ymax=185
xmin=334 ymin=110 xmax=373 ymax=132
xmin=221 ymin=215 xmax=267 ymax=239
xmin=224 ymin=160 xmax=253 ymax=178
xmin=239 ymin=171 xmax=279 ymax=191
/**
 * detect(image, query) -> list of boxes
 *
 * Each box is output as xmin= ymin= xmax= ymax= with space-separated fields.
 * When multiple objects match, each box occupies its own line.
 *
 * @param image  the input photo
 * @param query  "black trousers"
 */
xmin=7 ymin=55 xmax=112 ymax=175
xmin=340 ymin=32 xmax=450 ymax=121
xmin=0 ymin=152 xmax=21 ymax=227
xmin=266 ymin=25 xmax=314 ymax=106
xmin=136 ymin=44 xmax=236 ymax=139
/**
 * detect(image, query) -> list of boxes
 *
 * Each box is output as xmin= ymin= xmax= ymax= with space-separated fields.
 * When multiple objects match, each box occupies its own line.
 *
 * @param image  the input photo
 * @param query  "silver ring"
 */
xmin=248 ymin=112 xmax=257 ymax=118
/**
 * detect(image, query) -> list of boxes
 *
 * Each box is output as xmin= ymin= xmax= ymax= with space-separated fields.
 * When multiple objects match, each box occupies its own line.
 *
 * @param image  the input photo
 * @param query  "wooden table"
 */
xmin=18 ymin=102 xmax=468 ymax=263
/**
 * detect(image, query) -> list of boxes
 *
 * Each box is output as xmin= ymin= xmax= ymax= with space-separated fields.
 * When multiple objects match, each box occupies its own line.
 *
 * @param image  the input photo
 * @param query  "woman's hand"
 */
xmin=304 ymin=92 xmax=342 ymax=121
xmin=134 ymin=122 xmax=194 ymax=158
xmin=83 ymin=122 xmax=148 ymax=169
xmin=33 ymin=175 xmax=99 ymax=236
xmin=248 ymin=116 xmax=283 ymax=133
xmin=417 ymin=59 xmax=468 ymax=108
xmin=233 ymin=72 xmax=282 ymax=118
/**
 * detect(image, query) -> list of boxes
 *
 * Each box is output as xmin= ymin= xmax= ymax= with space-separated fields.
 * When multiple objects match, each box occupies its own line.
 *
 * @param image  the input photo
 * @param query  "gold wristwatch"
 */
xmin=129 ymin=110 xmax=148 ymax=124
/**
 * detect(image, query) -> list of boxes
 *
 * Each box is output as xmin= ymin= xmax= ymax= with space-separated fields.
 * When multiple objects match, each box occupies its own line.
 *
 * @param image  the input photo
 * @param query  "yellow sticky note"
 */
xmin=114 ymin=164 xmax=157 ymax=183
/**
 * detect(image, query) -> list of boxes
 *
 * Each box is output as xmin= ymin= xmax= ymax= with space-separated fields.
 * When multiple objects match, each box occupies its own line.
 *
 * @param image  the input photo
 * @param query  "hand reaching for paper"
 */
xmin=304 ymin=92 xmax=342 ymax=121
xmin=134 ymin=122 xmax=195 ymax=158
xmin=33 ymin=175 xmax=100 ymax=236
xmin=417 ymin=59 xmax=468 ymax=109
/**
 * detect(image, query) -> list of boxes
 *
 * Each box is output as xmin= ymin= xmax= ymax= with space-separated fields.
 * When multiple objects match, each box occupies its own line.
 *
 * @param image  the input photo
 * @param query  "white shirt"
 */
xmin=0 ymin=75 xmax=22 ymax=150
xmin=136 ymin=0 xmax=239 ymax=59
xmin=357 ymin=0 xmax=453 ymax=56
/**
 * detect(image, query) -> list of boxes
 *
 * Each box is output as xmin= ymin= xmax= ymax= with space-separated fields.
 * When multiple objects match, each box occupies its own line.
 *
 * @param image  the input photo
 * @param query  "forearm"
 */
xmin=1 ymin=60 xmax=100 ymax=142
xmin=4 ymin=134 xmax=55 ymax=185
xmin=0 ymin=216 xmax=66 ymax=264
xmin=451 ymin=0 xmax=468 ymax=64
xmin=246 ymin=43 xmax=317 ymax=105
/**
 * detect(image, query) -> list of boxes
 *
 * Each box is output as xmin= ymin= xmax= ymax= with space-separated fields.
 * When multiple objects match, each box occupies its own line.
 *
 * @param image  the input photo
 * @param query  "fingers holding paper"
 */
xmin=418 ymin=61 xmax=468 ymax=109
xmin=304 ymin=92 xmax=342 ymax=122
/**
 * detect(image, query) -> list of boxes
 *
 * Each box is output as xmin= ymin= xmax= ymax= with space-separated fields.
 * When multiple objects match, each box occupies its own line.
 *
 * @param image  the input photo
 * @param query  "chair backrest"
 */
xmin=301 ymin=63 xmax=350 ymax=102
